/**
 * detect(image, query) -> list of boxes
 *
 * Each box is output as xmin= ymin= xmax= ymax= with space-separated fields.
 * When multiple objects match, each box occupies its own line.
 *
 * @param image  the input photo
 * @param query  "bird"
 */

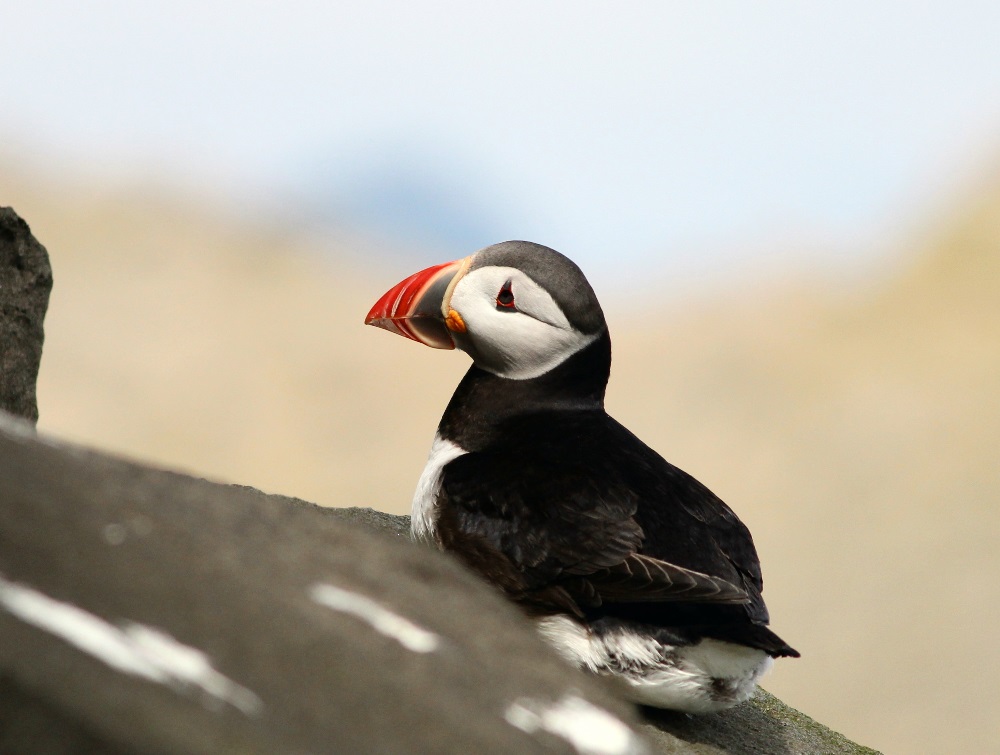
xmin=365 ymin=240 xmax=798 ymax=713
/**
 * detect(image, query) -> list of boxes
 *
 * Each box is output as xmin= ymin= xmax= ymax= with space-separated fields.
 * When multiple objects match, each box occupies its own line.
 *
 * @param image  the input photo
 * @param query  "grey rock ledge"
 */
xmin=0 ymin=412 xmax=878 ymax=755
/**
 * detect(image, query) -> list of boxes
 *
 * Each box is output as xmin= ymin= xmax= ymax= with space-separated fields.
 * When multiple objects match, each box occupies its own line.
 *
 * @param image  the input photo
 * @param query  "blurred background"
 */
xmin=3 ymin=3 xmax=999 ymax=752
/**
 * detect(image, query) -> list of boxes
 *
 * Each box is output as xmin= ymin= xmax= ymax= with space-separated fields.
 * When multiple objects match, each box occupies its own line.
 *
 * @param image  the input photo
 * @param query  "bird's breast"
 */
xmin=411 ymin=434 xmax=467 ymax=543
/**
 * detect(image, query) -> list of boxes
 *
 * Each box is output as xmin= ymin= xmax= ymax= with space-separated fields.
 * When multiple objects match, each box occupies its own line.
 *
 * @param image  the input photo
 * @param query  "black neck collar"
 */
xmin=438 ymin=329 xmax=611 ymax=450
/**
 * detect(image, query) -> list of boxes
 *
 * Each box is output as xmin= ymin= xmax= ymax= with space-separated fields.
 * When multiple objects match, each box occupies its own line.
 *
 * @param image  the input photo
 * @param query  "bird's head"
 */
xmin=365 ymin=241 xmax=607 ymax=380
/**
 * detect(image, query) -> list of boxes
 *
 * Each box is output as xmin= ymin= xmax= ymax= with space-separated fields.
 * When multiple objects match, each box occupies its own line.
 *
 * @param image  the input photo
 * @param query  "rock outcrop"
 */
xmin=0 ymin=414 xmax=878 ymax=754
xmin=0 ymin=412 xmax=653 ymax=754
xmin=0 ymin=208 xmax=53 ymax=423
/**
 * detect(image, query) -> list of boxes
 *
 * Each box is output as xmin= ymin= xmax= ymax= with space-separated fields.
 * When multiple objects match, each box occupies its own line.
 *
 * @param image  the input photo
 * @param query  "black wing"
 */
xmin=436 ymin=410 xmax=768 ymax=621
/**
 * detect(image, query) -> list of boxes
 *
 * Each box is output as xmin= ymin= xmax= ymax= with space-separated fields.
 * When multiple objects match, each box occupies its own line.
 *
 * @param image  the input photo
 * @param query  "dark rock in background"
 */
xmin=0 ymin=208 xmax=52 ymax=424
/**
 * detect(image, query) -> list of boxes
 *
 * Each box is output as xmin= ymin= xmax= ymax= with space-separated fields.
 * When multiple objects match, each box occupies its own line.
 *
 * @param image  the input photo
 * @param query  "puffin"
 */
xmin=365 ymin=240 xmax=798 ymax=713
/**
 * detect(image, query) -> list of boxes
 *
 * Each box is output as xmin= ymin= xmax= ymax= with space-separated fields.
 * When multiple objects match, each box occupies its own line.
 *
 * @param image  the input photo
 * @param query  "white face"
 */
xmin=447 ymin=265 xmax=599 ymax=380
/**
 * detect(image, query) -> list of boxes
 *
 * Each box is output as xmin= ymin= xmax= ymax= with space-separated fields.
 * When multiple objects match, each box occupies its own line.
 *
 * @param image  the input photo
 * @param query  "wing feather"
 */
xmin=436 ymin=412 xmax=760 ymax=617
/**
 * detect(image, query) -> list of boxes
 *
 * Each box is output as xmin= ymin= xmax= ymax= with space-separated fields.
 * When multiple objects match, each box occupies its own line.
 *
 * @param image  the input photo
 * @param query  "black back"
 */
xmin=435 ymin=332 xmax=798 ymax=657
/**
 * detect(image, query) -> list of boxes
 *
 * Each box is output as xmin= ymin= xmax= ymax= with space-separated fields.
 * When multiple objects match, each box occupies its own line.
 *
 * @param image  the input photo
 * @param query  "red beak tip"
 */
xmin=365 ymin=257 xmax=467 ymax=348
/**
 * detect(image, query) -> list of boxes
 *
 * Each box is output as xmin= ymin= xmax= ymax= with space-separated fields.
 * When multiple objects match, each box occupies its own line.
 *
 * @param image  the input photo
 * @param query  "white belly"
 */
xmin=411 ymin=434 xmax=466 ymax=544
xmin=535 ymin=615 xmax=772 ymax=713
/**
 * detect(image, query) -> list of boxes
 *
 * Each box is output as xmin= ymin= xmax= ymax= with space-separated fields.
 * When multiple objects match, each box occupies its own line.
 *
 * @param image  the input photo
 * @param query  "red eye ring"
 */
xmin=496 ymin=280 xmax=516 ymax=309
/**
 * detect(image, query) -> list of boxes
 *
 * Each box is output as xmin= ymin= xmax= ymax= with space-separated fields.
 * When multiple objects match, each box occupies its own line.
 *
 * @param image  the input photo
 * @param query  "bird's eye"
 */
xmin=496 ymin=280 xmax=516 ymax=310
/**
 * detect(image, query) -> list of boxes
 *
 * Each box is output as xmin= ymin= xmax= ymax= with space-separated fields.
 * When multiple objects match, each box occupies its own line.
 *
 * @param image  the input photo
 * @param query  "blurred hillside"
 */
xmin=3 ymin=157 xmax=999 ymax=754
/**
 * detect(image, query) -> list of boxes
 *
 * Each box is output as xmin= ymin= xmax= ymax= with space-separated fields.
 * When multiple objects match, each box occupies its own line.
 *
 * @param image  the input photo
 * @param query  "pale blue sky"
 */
xmin=3 ymin=2 xmax=999 ymax=284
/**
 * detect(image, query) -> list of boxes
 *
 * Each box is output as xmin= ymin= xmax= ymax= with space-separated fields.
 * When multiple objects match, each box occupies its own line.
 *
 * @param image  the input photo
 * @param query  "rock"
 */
xmin=637 ymin=690 xmax=880 ymax=754
xmin=0 ymin=413 xmax=878 ymax=754
xmin=0 ymin=413 xmax=651 ymax=755
xmin=0 ymin=208 xmax=53 ymax=423
xmin=334 ymin=507 xmax=881 ymax=755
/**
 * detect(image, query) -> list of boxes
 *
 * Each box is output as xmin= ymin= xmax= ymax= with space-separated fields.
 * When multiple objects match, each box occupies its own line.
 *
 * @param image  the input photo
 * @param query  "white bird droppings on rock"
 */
xmin=102 ymin=522 xmax=127 ymax=545
xmin=309 ymin=582 xmax=441 ymax=653
xmin=504 ymin=692 xmax=648 ymax=755
xmin=0 ymin=572 xmax=262 ymax=715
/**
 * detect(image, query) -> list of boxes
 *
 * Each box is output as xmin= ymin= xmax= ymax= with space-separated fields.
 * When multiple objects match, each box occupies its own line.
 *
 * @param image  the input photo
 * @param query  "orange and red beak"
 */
xmin=365 ymin=257 xmax=472 ymax=349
